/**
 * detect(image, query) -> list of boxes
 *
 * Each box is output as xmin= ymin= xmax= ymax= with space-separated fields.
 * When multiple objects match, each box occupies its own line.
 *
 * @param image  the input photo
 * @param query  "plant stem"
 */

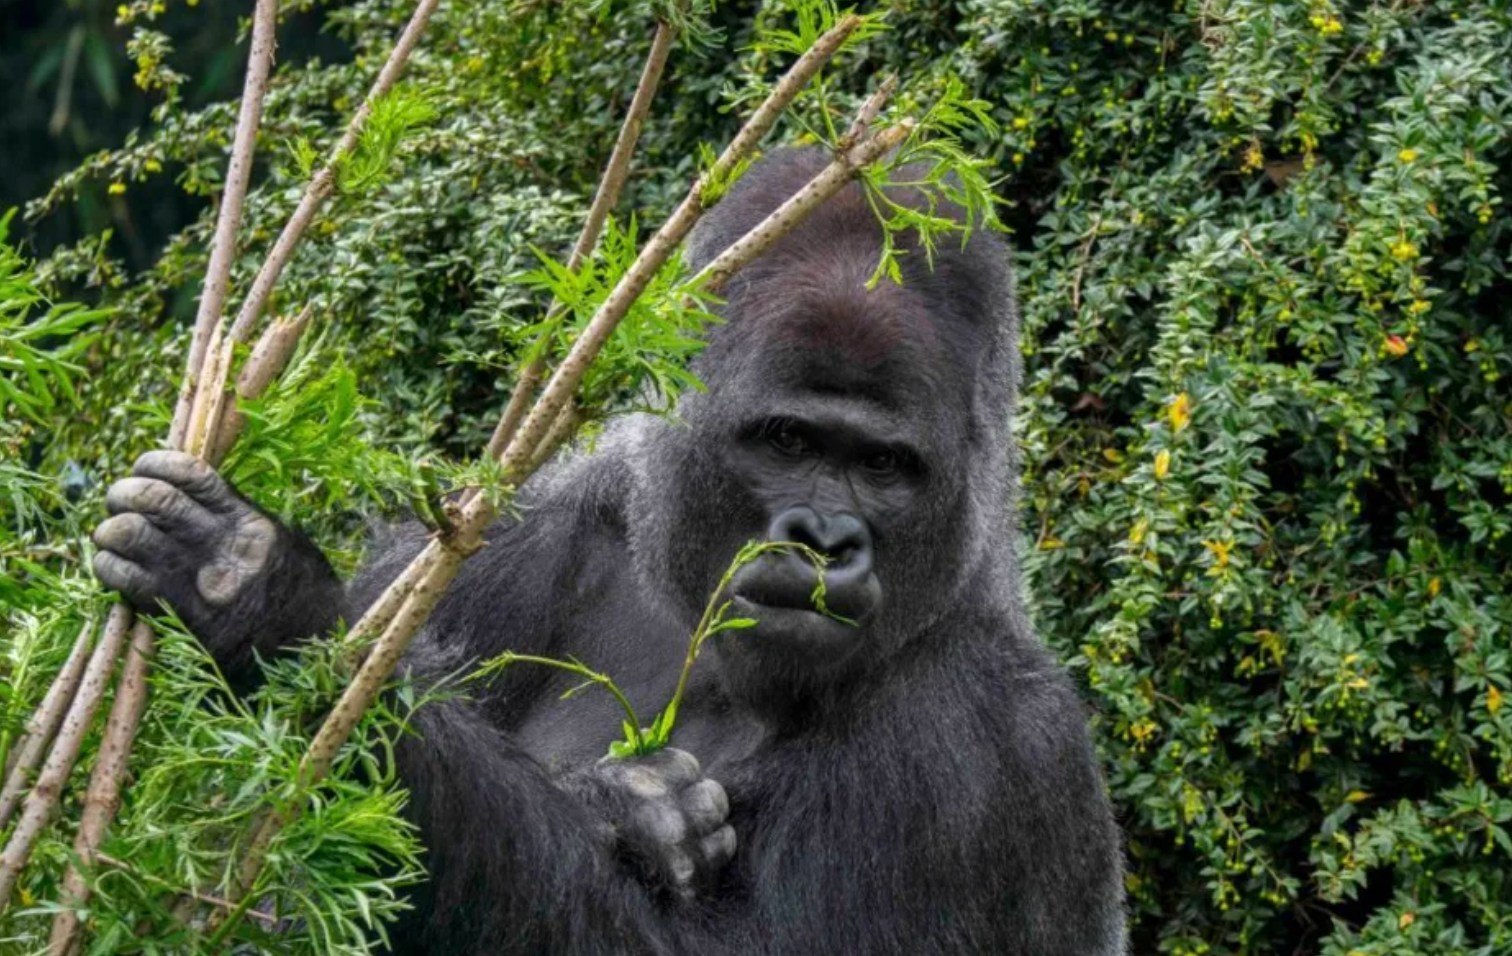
xmin=478 ymin=18 xmax=679 ymax=475
xmin=0 ymin=619 xmax=93 ymax=832
xmin=46 ymin=620 xmax=152 ymax=955
xmin=486 ymin=653 xmax=645 ymax=748
xmin=691 ymin=122 xmax=910 ymax=295
xmin=205 ymin=303 xmax=316 ymax=465
xmin=0 ymin=607 xmax=132 ymax=906
xmin=219 ymin=0 xmax=443 ymax=351
xmin=167 ymin=0 xmax=279 ymax=451
xmin=31 ymin=2 xmax=281 ymax=943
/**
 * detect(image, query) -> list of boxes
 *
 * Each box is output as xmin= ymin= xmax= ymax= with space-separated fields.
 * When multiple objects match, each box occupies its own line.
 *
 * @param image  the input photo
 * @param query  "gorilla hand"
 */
xmin=569 ymin=748 xmax=735 ymax=902
xmin=92 ymin=450 xmax=345 ymax=685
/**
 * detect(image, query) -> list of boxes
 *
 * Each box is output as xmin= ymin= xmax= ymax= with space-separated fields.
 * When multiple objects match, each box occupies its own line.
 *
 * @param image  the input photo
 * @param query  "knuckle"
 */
xmin=630 ymin=801 xmax=686 ymax=847
xmin=683 ymin=778 xmax=729 ymax=825
xmin=701 ymin=825 xmax=737 ymax=865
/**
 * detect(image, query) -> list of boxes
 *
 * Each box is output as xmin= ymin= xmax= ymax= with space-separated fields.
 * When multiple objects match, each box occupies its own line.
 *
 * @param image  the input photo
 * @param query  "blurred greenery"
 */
xmin=2 ymin=0 xmax=1511 ymax=953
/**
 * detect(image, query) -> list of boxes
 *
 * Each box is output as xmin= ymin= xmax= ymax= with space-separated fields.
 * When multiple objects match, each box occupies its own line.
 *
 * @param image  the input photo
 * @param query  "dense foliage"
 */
xmin=2 ymin=0 xmax=1510 ymax=953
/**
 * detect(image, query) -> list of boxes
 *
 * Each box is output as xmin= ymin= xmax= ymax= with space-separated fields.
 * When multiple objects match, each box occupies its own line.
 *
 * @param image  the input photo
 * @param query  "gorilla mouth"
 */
xmin=726 ymin=554 xmax=880 ymax=655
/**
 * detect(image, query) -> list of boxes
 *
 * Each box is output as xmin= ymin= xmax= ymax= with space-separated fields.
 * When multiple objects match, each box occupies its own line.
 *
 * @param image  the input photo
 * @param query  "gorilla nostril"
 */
xmin=767 ymin=507 xmax=872 ymax=574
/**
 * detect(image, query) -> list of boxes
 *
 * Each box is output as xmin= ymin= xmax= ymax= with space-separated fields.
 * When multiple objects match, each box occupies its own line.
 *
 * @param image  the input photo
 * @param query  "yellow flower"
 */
xmin=1013 ymin=116 xmax=1030 ymax=129
xmin=1490 ymin=685 xmax=1504 ymax=714
xmin=1039 ymin=537 xmax=1066 ymax=551
xmin=108 ymin=182 xmax=126 ymax=195
xmin=1129 ymin=518 xmax=1149 ymax=546
xmin=1012 ymin=152 xmax=1025 ymax=165
xmin=1399 ymin=912 xmax=1416 ymax=930
xmin=144 ymin=159 xmax=162 ymax=173
xmin=1168 ymin=393 xmax=1192 ymax=432
xmin=1154 ymin=449 xmax=1172 ymax=480
xmin=1389 ymin=239 xmax=1418 ymax=262
xmin=1427 ymin=576 xmax=1442 ymax=597
xmin=1202 ymin=539 xmax=1232 ymax=570
xmin=1384 ymin=334 xmax=1409 ymax=357
xmin=1406 ymin=299 xmax=1431 ymax=315
xmin=1398 ymin=147 xmax=1419 ymax=163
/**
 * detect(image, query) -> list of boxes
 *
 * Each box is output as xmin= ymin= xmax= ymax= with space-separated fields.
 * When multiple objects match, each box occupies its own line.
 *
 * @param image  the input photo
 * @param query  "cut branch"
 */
xmin=481 ymin=18 xmax=678 ymax=468
xmin=46 ymin=620 xmax=152 ymax=956
xmin=0 ymin=607 xmax=132 ymax=904
xmin=222 ymin=0 xmax=443 ymax=350
xmin=167 ymin=0 xmax=279 ymax=450
xmin=691 ymin=122 xmax=911 ymax=295
xmin=205 ymin=303 xmax=316 ymax=465
xmin=488 ymin=15 xmax=864 ymax=485
xmin=0 ymin=620 xmax=93 ymax=831
xmin=20 ymin=0 xmax=282 ymax=942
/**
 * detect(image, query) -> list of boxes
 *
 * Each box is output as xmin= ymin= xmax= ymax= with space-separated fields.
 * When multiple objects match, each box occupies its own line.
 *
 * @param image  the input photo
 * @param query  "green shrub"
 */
xmin=6 ymin=0 xmax=1511 ymax=953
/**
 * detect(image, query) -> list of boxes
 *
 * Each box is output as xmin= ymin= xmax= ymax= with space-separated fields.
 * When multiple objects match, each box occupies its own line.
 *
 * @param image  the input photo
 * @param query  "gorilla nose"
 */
xmin=767 ymin=507 xmax=873 ymax=586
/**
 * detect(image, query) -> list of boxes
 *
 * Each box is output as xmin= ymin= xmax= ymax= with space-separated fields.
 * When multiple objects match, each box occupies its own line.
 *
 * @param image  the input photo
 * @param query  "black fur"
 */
xmin=95 ymin=147 xmax=1125 ymax=955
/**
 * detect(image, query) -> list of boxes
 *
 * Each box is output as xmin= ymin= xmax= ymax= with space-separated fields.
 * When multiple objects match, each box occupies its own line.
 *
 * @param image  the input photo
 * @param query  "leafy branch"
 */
xmin=477 ymin=540 xmax=844 ymax=759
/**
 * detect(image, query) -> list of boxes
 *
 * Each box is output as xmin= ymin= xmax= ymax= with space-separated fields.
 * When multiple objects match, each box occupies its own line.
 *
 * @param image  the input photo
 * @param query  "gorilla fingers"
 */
xmin=93 ymin=450 xmax=347 ymax=688
xmin=566 ymin=748 xmax=736 ymax=902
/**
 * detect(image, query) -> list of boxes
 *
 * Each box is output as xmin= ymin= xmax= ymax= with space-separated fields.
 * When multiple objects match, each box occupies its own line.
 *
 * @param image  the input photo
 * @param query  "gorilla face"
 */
xmin=628 ymin=147 xmax=1018 ymax=709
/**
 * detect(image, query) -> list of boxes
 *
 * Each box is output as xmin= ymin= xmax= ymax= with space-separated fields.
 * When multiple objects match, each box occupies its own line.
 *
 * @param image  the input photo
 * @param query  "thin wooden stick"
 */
xmin=690 ymin=123 xmax=911 ymax=294
xmin=46 ymin=620 xmax=152 ymax=955
xmin=167 ymin=0 xmax=280 ymax=450
xmin=479 ymin=18 xmax=679 ymax=471
xmin=221 ymin=0 xmax=443 ymax=351
xmin=0 ymin=620 xmax=93 ymax=831
xmin=7 ymin=0 xmax=278 ymax=934
xmin=206 ymin=17 xmax=869 ymax=931
xmin=489 ymin=15 xmax=865 ymax=486
xmin=205 ymin=303 xmax=316 ymax=465
xmin=0 ymin=609 xmax=132 ymax=904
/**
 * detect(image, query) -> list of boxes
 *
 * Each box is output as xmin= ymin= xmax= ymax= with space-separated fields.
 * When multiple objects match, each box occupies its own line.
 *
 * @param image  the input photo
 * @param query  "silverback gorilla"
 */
xmin=93 ymin=148 xmax=1125 ymax=954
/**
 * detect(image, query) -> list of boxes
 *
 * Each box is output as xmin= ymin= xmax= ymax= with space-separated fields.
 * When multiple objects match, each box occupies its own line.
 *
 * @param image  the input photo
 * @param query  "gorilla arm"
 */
xmin=94 ymin=451 xmax=734 ymax=952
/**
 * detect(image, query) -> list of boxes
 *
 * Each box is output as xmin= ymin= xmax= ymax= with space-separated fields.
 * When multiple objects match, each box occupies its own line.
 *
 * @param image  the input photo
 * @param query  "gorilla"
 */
xmin=93 ymin=148 xmax=1125 ymax=954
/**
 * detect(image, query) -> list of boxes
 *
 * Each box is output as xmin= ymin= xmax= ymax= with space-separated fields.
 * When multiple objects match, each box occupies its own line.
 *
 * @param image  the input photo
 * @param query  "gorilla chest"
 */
xmin=505 ymin=585 xmax=748 ymax=773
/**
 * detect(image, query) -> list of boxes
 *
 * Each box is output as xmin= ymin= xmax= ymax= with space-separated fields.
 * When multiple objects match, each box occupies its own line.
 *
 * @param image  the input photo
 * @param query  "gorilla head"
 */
xmin=626 ymin=147 xmax=1021 ymax=710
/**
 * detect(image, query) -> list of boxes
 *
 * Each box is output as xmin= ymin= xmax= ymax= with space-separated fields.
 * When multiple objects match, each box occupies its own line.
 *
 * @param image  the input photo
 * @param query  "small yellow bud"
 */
xmin=1398 ymin=147 xmax=1419 ymax=163
xmin=1168 ymin=393 xmax=1192 ymax=432
xmin=1153 ymin=449 xmax=1172 ymax=481
xmin=108 ymin=182 xmax=126 ymax=195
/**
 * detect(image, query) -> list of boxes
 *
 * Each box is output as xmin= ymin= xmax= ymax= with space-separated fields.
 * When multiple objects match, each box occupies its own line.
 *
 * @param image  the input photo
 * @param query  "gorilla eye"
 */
xmin=765 ymin=419 xmax=813 ymax=458
xmin=860 ymin=450 xmax=900 ymax=479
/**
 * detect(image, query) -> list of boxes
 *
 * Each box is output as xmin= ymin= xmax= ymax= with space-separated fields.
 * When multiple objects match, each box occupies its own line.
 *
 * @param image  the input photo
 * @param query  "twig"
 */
xmin=167 ymin=0 xmax=279 ymax=451
xmin=46 ymin=621 xmax=152 ymax=955
xmin=690 ymin=122 xmax=912 ymax=294
xmin=221 ymin=0 xmax=443 ymax=351
xmin=0 ymin=609 xmax=132 ymax=904
xmin=524 ymin=401 xmax=586 ymax=472
xmin=207 ymin=16 xmax=868 ymax=931
xmin=89 ymin=852 xmax=280 ymax=926
xmin=479 ymin=18 xmax=679 ymax=471
xmin=205 ymin=303 xmax=316 ymax=465
xmin=490 ymin=14 xmax=865 ymax=485
xmin=0 ymin=0 xmax=279 ymax=935
xmin=837 ymin=73 xmax=897 ymax=152
xmin=0 ymin=620 xmax=93 ymax=830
